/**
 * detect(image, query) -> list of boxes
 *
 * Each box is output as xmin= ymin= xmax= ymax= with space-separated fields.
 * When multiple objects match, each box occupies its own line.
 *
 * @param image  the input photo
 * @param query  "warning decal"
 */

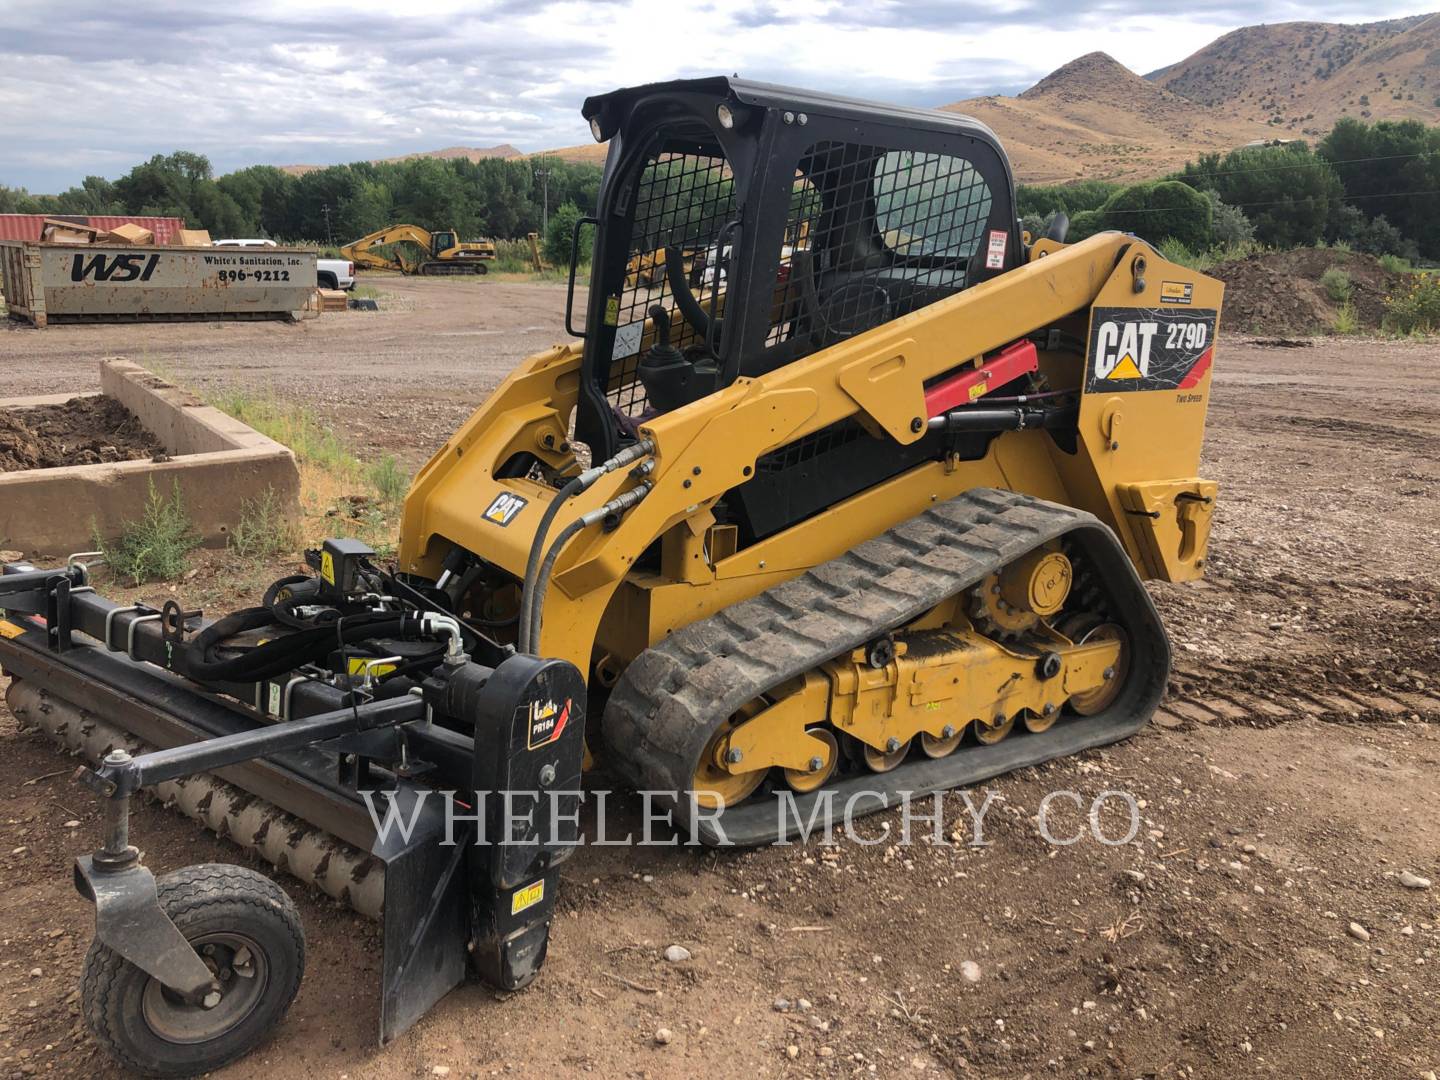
xmin=985 ymin=229 xmax=1008 ymax=270
xmin=1086 ymin=307 xmax=1217 ymax=394
xmin=511 ymin=879 xmax=545 ymax=915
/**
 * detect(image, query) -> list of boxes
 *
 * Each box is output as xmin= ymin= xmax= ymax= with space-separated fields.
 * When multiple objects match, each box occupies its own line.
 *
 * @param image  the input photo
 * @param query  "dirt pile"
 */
xmin=1211 ymin=248 xmax=1405 ymax=335
xmin=0 ymin=396 xmax=165 ymax=472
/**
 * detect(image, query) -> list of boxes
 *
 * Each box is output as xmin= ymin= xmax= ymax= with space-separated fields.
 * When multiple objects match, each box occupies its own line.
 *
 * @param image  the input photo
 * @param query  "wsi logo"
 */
xmin=69 ymin=253 xmax=160 ymax=283
xmin=1093 ymin=319 xmax=1157 ymax=381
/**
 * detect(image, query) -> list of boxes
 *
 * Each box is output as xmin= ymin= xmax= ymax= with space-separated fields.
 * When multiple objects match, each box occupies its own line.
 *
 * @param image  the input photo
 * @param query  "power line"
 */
xmin=1021 ymin=149 xmax=1438 ymax=195
xmin=1092 ymin=187 xmax=1440 ymax=216
xmin=1177 ymin=149 xmax=1434 ymax=180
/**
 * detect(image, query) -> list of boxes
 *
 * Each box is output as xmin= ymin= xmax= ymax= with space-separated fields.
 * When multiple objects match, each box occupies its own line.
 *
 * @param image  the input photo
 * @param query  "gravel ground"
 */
xmin=0 ymin=284 xmax=1436 ymax=1079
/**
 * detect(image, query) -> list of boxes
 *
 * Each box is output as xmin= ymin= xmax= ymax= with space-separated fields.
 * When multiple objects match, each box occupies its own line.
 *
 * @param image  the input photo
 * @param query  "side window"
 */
xmin=766 ymin=141 xmax=994 ymax=359
xmin=605 ymin=152 xmax=736 ymax=428
xmin=873 ymin=150 xmax=992 ymax=259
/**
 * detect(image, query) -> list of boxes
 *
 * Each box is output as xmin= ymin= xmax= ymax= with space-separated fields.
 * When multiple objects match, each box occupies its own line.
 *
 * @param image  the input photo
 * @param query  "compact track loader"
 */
xmin=0 ymin=76 xmax=1220 ymax=1075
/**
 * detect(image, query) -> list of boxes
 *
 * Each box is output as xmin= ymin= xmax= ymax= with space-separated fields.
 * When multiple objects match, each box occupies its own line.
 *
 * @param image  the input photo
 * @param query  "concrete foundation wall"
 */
xmin=0 ymin=359 xmax=300 ymax=557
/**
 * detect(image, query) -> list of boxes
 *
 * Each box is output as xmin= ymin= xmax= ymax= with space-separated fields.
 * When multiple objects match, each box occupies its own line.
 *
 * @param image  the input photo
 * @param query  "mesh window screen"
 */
xmin=607 ymin=151 xmax=737 ymax=427
xmin=767 ymin=142 xmax=993 ymax=353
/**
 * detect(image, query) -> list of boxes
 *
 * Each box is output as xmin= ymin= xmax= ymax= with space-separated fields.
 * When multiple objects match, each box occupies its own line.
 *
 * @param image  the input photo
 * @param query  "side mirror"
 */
xmin=564 ymin=215 xmax=599 ymax=338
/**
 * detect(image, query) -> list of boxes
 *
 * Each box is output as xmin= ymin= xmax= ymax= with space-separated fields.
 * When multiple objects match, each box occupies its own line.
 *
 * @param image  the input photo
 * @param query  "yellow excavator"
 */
xmin=0 ymin=76 xmax=1220 ymax=1076
xmin=340 ymin=223 xmax=496 ymax=275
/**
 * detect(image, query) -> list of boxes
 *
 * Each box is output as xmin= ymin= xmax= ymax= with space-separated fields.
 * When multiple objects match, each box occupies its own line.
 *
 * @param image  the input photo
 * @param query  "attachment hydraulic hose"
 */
xmin=518 ymin=439 xmax=654 ymax=653
xmin=525 ymin=480 xmax=653 ymax=652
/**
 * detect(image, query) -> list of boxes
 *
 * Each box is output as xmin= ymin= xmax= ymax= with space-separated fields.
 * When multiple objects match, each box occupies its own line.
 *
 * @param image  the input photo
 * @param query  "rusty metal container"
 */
xmin=0 ymin=214 xmax=187 ymax=243
xmin=0 ymin=241 xmax=317 ymax=327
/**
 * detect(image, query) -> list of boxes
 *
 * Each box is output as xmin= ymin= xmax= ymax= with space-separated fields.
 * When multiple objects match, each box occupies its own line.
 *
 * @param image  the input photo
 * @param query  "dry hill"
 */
xmin=271 ymin=15 xmax=1440 ymax=186
xmin=1149 ymin=14 xmax=1440 ymax=135
xmin=938 ymin=52 xmax=1268 ymax=183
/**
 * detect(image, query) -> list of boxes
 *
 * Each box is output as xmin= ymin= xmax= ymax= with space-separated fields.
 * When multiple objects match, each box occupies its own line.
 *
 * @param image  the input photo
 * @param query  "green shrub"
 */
xmin=1067 ymin=209 xmax=1104 ymax=242
xmin=1379 ymin=253 xmax=1412 ymax=273
xmin=1332 ymin=301 xmax=1358 ymax=334
xmin=368 ymin=454 xmax=409 ymax=505
xmin=1098 ymin=180 xmax=1212 ymax=249
xmin=1320 ymin=267 xmax=1352 ymax=302
xmin=99 ymin=480 xmax=201 ymax=585
xmin=229 ymin=488 xmax=297 ymax=561
xmin=1383 ymin=272 xmax=1440 ymax=334
xmin=543 ymin=202 xmax=593 ymax=269
xmin=1020 ymin=212 xmax=1047 ymax=239
xmin=1203 ymin=190 xmax=1255 ymax=247
xmin=1158 ymin=239 xmax=1200 ymax=269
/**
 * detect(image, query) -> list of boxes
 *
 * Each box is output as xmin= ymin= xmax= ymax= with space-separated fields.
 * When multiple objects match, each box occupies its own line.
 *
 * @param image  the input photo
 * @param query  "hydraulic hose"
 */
xmin=518 ymin=438 xmax=654 ymax=653
xmin=183 ymin=612 xmax=415 ymax=684
xmin=525 ymin=480 xmax=652 ymax=652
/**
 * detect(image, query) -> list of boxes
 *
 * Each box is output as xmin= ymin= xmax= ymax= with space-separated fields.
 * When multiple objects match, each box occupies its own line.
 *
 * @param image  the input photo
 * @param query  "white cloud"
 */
xmin=0 ymin=0 xmax=1433 ymax=190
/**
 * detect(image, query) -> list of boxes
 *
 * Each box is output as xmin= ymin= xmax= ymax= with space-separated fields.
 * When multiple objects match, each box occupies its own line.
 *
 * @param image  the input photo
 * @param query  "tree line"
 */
xmin=0 ymin=151 xmax=604 ymax=245
xmin=5 ymin=114 xmax=1437 ymax=262
xmin=1018 ymin=116 xmax=1440 ymax=261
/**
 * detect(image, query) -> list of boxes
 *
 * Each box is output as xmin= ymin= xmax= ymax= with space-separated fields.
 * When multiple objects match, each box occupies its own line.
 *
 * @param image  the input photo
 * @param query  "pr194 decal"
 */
xmin=1086 ymin=307 xmax=1217 ymax=393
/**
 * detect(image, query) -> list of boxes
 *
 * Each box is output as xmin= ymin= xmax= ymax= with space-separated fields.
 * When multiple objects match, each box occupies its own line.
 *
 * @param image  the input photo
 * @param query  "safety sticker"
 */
xmin=511 ymin=879 xmax=545 ymax=915
xmin=985 ymin=229 xmax=1008 ymax=270
xmin=1160 ymin=280 xmax=1194 ymax=305
xmin=0 ymin=619 xmax=25 ymax=640
xmin=482 ymin=491 xmax=528 ymax=527
xmin=612 ymin=320 xmax=644 ymax=360
xmin=526 ymin=696 xmax=572 ymax=750
xmin=346 ymin=657 xmax=397 ymax=678
xmin=1087 ymin=308 xmax=1217 ymax=393
xmin=320 ymin=549 xmax=336 ymax=585
xmin=604 ymin=295 xmax=620 ymax=326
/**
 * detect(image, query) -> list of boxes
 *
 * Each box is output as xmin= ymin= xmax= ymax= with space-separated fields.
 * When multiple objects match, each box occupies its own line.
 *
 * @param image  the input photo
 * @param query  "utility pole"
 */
xmin=321 ymin=203 xmax=333 ymax=246
xmin=534 ymin=155 xmax=552 ymax=235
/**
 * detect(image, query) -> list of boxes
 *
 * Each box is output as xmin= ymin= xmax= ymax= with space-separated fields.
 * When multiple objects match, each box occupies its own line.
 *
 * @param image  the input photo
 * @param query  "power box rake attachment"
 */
xmin=0 ymin=550 xmax=585 ymax=1077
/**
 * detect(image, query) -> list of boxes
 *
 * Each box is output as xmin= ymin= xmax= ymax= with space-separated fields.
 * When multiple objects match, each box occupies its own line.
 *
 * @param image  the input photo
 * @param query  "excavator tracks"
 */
xmin=602 ymin=488 xmax=1172 ymax=845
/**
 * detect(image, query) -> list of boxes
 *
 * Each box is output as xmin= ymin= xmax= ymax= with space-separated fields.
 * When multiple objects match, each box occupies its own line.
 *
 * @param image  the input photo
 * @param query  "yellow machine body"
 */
xmin=398 ymin=232 xmax=1219 ymax=772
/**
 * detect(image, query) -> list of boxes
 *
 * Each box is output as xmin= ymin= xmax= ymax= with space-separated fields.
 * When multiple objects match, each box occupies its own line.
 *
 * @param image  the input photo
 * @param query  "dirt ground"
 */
xmin=1209 ymin=249 xmax=1406 ymax=336
xmin=0 ymin=279 xmax=1437 ymax=1079
xmin=0 ymin=274 xmax=575 ymax=473
xmin=0 ymin=396 xmax=164 ymax=472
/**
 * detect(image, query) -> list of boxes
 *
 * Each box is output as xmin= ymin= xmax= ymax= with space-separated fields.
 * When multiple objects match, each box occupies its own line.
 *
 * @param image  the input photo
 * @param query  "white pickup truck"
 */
xmin=213 ymin=238 xmax=355 ymax=291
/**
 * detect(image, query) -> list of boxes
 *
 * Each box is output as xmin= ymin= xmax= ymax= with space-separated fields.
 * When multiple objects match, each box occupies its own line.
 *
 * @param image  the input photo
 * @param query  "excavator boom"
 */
xmin=340 ymin=223 xmax=495 ymax=275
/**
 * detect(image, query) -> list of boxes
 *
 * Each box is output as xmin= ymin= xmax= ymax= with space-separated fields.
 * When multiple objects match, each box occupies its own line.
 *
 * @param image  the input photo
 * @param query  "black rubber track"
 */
xmin=601 ymin=488 xmax=1171 ymax=845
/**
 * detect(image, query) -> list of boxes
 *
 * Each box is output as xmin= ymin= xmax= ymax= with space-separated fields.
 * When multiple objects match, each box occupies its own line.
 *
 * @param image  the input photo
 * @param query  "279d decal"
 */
xmin=1086 ymin=307 xmax=1217 ymax=393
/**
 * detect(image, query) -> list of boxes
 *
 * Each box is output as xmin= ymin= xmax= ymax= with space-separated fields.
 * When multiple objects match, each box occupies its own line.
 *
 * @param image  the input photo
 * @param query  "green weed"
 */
xmin=1383 ymin=272 xmax=1440 ymax=334
xmin=209 ymin=389 xmax=360 ymax=476
xmin=368 ymin=454 xmax=409 ymax=505
xmin=98 ymin=479 xmax=201 ymax=585
xmin=229 ymin=487 xmax=298 ymax=561
xmin=1332 ymin=301 xmax=1359 ymax=334
xmin=1320 ymin=267 xmax=1352 ymax=303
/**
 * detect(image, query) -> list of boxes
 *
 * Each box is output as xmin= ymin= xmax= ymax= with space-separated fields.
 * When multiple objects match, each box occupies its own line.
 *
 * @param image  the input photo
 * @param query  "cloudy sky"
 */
xmin=1 ymin=0 xmax=1434 ymax=192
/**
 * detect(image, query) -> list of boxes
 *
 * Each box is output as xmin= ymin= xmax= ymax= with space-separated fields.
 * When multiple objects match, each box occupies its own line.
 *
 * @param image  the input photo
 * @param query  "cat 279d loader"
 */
xmin=0 ymin=76 xmax=1219 ymax=1076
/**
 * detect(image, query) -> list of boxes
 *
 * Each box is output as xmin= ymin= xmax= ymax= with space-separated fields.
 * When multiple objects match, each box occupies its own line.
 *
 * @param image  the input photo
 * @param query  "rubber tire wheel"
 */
xmin=81 ymin=864 xmax=305 ymax=1078
xmin=317 ymin=273 xmax=337 ymax=290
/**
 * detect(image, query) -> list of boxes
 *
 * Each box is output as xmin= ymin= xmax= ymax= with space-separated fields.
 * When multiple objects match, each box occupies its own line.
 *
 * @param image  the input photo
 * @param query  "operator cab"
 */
xmin=574 ymin=76 xmax=1019 ymax=460
xmin=431 ymin=230 xmax=456 ymax=254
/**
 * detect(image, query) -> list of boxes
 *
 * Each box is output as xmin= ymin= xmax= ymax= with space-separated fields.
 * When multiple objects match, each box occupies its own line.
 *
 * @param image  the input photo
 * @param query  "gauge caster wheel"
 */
xmin=81 ymin=864 xmax=305 ymax=1078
